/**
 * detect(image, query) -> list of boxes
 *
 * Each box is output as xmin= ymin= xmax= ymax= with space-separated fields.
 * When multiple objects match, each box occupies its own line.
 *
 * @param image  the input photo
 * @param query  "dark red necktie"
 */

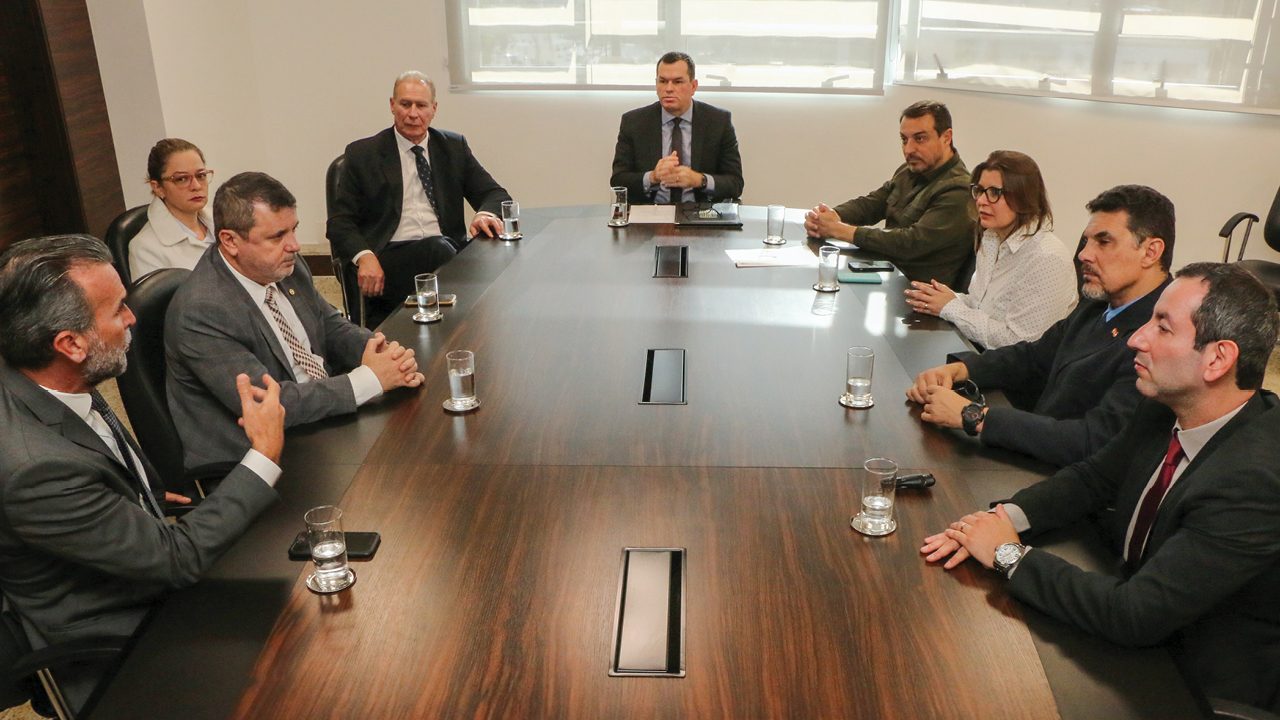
xmin=1126 ymin=431 xmax=1184 ymax=568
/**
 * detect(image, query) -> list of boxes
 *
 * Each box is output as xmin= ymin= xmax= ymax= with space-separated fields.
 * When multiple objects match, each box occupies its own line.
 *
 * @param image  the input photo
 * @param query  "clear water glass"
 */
xmin=445 ymin=350 xmax=479 ymax=411
xmin=500 ymin=200 xmax=522 ymax=240
xmin=839 ymin=346 xmax=874 ymax=408
xmin=609 ymin=186 xmax=629 ymax=227
xmin=413 ymin=273 xmax=442 ymax=323
xmin=816 ymin=246 xmax=840 ymax=291
xmin=851 ymin=458 xmax=898 ymax=536
xmin=764 ymin=205 xmax=786 ymax=245
xmin=305 ymin=505 xmax=353 ymax=592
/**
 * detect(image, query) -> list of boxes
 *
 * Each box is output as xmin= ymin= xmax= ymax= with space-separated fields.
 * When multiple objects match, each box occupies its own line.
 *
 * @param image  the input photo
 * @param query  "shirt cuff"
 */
xmin=703 ymin=174 xmax=716 ymax=193
xmin=240 ymin=449 xmax=282 ymax=488
xmin=1001 ymin=503 xmax=1031 ymax=533
xmin=352 ymin=249 xmax=372 ymax=264
xmin=474 ymin=211 xmax=498 ymax=219
xmin=643 ymin=172 xmax=653 ymax=192
xmin=349 ymin=364 xmax=384 ymax=406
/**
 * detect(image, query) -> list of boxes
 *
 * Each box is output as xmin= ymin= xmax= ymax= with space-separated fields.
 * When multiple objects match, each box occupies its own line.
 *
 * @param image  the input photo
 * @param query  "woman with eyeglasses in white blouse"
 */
xmin=904 ymin=150 xmax=1076 ymax=349
xmin=129 ymin=138 xmax=216 ymax=280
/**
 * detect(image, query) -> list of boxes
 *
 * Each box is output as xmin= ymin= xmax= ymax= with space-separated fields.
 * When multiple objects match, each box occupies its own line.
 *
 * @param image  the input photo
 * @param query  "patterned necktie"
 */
xmin=1126 ymin=431 xmax=1185 ymax=568
xmin=668 ymin=117 xmax=685 ymax=206
xmin=90 ymin=392 xmax=163 ymax=518
xmin=264 ymin=285 xmax=329 ymax=381
xmin=410 ymin=145 xmax=439 ymax=216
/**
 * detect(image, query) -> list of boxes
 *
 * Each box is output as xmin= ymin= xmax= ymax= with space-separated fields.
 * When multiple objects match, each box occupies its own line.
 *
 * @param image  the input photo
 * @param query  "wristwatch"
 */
xmin=699 ymin=173 xmax=709 ymax=189
xmin=993 ymin=542 xmax=1027 ymax=576
xmin=961 ymin=402 xmax=986 ymax=436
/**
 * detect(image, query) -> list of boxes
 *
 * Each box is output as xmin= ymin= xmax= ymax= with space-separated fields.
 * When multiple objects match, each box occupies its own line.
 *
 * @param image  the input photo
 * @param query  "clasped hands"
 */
xmin=904 ymin=280 xmax=956 ymax=316
xmin=803 ymin=203 xmax=856 ymax=242
xmin=362 ymin=332 xmax=424 ymax=390
xmin=651 ymin=152 xmax=704 ymax=189
xmin=905 ymin=362 xmax=975 ymax=431
xmin=921 ymin=504 xmax=1021 ymax=570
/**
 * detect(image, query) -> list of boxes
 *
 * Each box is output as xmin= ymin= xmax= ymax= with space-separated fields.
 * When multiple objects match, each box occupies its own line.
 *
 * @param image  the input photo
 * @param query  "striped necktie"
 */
xmin=265 ymin=285 xmax=329 ymax=381
xmin=411 ymin=145 xmax=439 ymax=216
xmin=90 ymin=392 xmax=164 ymax=518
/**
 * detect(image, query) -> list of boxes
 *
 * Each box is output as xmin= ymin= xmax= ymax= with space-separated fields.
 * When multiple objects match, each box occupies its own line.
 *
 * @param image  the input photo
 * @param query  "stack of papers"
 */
xmin=725 ymin=246 xmax=819 ymax=268
xmin=627 ymin=205 xmax=676 ymax=224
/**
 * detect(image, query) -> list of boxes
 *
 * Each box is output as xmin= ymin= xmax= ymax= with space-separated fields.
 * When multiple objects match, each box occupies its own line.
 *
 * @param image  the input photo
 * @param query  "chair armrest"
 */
xmin=8 ymin=636 xmax=131 ymax=682
xmin=1210 ymin=698 xmax=1280 ymax=720
xmin=1220 ymin=212 xmax=1259 ymax=238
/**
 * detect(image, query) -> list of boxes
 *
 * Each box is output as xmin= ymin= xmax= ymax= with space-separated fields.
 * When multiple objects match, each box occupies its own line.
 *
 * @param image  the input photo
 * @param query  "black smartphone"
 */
xmin=288 ymin=531 xmax=381 ymax=561
xmin=848 ymin=260 xmax=894 ymax=273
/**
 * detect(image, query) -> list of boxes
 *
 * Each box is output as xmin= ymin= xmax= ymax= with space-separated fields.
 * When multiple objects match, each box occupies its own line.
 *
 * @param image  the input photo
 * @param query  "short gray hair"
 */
xmin=393 ymin=71 xmax=436 ymax=101
xmin=0 ymin=234 xmax=113 ymax=370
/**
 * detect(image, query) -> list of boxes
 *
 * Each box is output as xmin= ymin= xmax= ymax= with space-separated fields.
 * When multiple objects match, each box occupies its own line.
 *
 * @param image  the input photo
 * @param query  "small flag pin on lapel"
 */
xmin=1111 ymin=328 xmax=1118 ymax=338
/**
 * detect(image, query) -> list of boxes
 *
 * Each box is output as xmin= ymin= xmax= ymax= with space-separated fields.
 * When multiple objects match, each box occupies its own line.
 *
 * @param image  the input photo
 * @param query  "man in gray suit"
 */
xmin=166 ymin=172 xmax=424 ymax=469
xmin=0 ymin=234 xmax=286 ymax=712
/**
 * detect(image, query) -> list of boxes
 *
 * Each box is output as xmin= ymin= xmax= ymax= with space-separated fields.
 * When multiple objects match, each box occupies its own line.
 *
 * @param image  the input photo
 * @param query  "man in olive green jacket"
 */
xmin=805 ymin=100 xmax=978 ymax=288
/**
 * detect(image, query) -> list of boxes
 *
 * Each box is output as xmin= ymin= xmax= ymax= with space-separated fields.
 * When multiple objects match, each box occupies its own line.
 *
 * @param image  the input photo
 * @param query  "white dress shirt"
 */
xmin=222 ymin=252 xmax=382 ymax=405
xmin=352 ymin=129 xmax=442 ymax=265
xmin=40 ymin=385 xmax=281 ymax=489
xmin=939 ymin=225 xmax=1077 ymax=349
xmin=129 ymin=196 xmax=215 ymax=279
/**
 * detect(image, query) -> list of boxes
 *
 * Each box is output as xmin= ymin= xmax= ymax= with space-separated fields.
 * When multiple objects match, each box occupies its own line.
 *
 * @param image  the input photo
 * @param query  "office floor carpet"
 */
xmin=1 ymin=295 xmax=1277 ymax=720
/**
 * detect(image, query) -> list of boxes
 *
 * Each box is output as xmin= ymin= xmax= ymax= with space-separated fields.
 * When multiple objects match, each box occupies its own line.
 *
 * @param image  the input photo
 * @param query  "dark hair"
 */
xmin=146 ymin=138 xmax=204 ymax=184
xmin=1085 ymin=185 xmax=1176 ymax=272
xmin=657 ymin=52 xmax=695 ymax=80
xmin=971 ymin=150 xmax=1052 ymax=236
xmin=0 ymin=235 xmax=113 ymax=370
xmin=900 ymin=100 xmax=952 ymax=135
xmin=213 ymin=172 xmax=297 ymax=238
xmin=1174 ymin=262 xmax=1278 ymax=390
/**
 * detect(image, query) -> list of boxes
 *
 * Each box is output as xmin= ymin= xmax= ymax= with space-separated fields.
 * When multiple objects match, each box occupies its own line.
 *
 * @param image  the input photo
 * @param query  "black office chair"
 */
xmin=0 ymin=603 xmax=129 ymax=720
xmin=103 ymin=205 xmax=149 ymax=287
xmin=1210 ymin=698 xmax=1280 ymax=720
xmin=325 ymin=155 xmax=367 ymax=327
xmin=1219 ymin=185 xmax=1280 ymax=304
xmin=115 ymin=268 xmax=230 ymax=499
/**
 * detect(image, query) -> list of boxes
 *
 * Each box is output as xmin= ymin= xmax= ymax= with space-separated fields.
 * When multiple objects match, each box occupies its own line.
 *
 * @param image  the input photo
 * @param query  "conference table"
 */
xmin=91 ymin=206 xmax=1206 ymax=719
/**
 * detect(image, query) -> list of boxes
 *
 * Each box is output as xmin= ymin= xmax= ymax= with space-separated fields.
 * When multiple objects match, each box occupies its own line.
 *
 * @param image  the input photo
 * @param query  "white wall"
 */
xmin=92 ymin=0 xmax=1280 ymax=266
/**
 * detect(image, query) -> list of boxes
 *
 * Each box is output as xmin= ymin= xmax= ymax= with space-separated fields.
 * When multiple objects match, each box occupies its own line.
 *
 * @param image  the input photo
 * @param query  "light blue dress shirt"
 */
xmin=642 ymin=104 xmax=715 ymax=204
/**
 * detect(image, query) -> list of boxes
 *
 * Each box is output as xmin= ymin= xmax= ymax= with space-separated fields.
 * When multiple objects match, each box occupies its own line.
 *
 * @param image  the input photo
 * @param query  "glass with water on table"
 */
xmin=305 ymin=505 xmax=354 ymax=593
xmin=444 ymin=350 xmax=480 ymax=412
xmin=413 ymin=273 xmax=443 ymax=323
xmin=839 ymin=346 xmax=874 ymax=408
xmin=851 ymin=458 xmax=898 ymax=536
xmin=815 ymin=246 xmax=841 ymax=292
xmin=764 ymin=205 xmax=786 ymax=245
xmin=500 ymin=200 xmax=522 ymax=240
xmin=609 ymin=187 xmax=630 ymax=227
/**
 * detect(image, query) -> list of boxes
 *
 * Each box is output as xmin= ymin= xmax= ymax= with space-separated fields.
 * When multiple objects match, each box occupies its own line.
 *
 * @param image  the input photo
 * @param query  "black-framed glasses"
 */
xmin=162 ymin=170 xmax=214 ymax=187
xmin=969 ymin=183 xmax=1004 ymax=203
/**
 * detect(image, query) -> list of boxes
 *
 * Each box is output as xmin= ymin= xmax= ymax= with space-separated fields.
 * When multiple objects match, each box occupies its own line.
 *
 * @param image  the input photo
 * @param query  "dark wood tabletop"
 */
xmin=89 ymin=206 xmax=1205 ymax=719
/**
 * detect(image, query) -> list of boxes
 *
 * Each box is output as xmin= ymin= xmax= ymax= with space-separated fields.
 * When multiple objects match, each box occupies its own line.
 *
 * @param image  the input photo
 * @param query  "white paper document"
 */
xmin=627 ymin=205 xmax=676 ymax=224
xmin=725 ymin=246 xmax=819 ymax=268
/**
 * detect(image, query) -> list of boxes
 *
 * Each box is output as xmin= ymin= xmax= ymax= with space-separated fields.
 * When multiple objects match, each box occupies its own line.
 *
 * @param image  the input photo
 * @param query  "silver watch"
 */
xmin=992 ymin=542 xmax=1027 ymax=575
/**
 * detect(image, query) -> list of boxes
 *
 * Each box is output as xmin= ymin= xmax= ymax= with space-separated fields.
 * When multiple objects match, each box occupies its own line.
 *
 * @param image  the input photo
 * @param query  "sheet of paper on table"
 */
xmin=627 ymin=205 xmax=676 ymax=224
xmin=725 ymin=246 xmax=819 ymax=268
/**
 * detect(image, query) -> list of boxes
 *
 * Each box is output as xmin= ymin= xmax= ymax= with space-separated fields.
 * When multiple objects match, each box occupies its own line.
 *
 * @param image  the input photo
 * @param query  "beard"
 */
xmin=1079 ymin=264 xmax=1107 ymax=301
xmin=83 ymin=328 xmax=131 ymax=386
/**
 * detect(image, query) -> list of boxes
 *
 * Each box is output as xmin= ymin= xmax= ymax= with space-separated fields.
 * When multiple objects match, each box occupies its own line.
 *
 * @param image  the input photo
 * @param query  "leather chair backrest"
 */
xmin=115 ymin=268 xmax=190 ymax=494
xmin=1264 ymin=185 xmax=1280 ymax=255
xmin=104 ymin=205 xmax=150 ymax=286
xmin=325 ymin=155 xmax=345 ymax=227
xmin=324 ymin=154 xmax=364 ymax=325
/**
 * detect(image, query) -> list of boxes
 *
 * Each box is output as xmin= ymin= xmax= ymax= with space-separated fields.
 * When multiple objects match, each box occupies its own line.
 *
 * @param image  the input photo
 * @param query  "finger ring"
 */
xmin=959 ymin=522 xmax=968 ymax=530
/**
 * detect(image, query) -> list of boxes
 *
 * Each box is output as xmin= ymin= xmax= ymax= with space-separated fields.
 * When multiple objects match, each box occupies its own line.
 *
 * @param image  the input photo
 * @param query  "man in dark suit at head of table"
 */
xmin=0 ymin=234 xmax=287 ymax=713
xmin=610 ymin=51 xmax=744 ymax=206
xmin=906 ymin=185 xmax=1175 ymax=468
xmin=923 ymin=262 xmax=1280 ymax=714
xmin=327 ymin=70 xmax=513 ymax=328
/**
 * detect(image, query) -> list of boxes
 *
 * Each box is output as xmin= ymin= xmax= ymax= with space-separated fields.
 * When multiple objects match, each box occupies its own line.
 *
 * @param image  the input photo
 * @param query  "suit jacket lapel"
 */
xmin=209 ymin=248 xmax=298 ymax=381
xmin=690 ymin=101 xmax=707 ymax=172
xmin=380 ymin=129 xmax=403 ymax=211
xmin=281 ymin=266 xmax=327 ymax=372
xmin=427 ymin=128 xmax=449 ymax=213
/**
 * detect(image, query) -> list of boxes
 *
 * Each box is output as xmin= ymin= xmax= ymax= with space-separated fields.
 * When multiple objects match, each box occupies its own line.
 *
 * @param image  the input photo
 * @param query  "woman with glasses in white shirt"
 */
xmin=904 ymin=150 xmax=1076 ymax=349
xmin=129 ymin=138 xmax=216 ymax=280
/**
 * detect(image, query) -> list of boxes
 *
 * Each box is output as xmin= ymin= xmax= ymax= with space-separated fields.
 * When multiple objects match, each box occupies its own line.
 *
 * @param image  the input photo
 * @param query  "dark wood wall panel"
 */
xmin=0 ymin=69 xmax=43 ymax=252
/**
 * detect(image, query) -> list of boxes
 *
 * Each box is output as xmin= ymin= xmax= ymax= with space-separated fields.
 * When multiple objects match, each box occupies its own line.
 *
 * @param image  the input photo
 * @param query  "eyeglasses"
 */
xmin=969 ymin=183 xmax=1005 ymax=203
xmin=162 ymin=170 xmax=214 ymax=187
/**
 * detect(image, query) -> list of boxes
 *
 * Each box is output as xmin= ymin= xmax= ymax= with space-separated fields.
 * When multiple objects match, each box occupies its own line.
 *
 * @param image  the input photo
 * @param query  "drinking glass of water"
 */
xmin=851 ymin=458 xmax=898 ymax=536
xmin=444 ymin=350 xmax=480 ymax=412
xmin=499 ymin=200 xmax=522 ymax=240
xmin=839 ymin=346 xmax=874 ymax=408
xmin=764 ymin=205 xmax=786 ymax=245
xmin=609 ymin=187 xmax=629 ymax=227
xmin=305 ymin=505 xmax=354 ymax=593
xmin=815 ymin=246 xmax=840 ymax=292
xmin=412 ymin=273 xmax=443 ymax=323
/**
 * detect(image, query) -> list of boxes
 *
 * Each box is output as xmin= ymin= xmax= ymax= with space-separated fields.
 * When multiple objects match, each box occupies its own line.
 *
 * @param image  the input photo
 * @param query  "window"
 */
xmin=895 ymin=0 xmax=1280 ymax=113
xmin=448 ymin=0 xmax=893 ymax=92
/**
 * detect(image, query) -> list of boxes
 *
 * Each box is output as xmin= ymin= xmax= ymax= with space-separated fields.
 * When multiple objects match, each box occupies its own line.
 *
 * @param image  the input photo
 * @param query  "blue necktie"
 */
xmin=411 ymin=145 xmax=439 ymax=216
